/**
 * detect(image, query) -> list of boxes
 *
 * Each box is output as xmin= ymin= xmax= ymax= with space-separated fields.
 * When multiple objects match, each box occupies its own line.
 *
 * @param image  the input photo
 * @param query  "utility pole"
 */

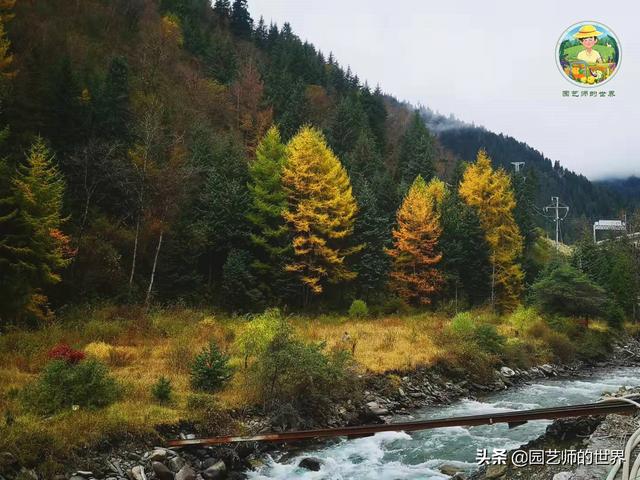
xmin=511 ymin=162 xmax=525 ymax=173
xmin=544 ymin=196 xmax=569 ymax=250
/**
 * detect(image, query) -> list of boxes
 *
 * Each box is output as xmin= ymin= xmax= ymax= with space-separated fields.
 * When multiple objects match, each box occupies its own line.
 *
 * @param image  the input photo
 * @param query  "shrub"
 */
xmin=576 ymin=330 xmax=612 ymax=362
xmin=23 ymin=359 xmax=119 ymax=414
xmin=474 ymin=324 xmax=505 ymax=355
xmin=152 ymin=376 xmax=173 ymax=404
xmin=235 ymin=308 xmax=282 ymax=368
xmin=507 ymin=307 xmax=542 ymax=335
xmin=190 ymin=342 xmax=233 ymax=393
xmin=545 ymin=331 xmax=576 ymax=363
xmin=502 ymin=338 xmax=536 ymax=369
xmin=531 ymin=262 xmax=608 ymax=318
xmin=348 ymin=299 xmax=369 ymax=318
xmin=47 ymin=344 xmax=85 ymax=364
xmin=249 ymin=322 xmax=359 ymax=424
xmin=449 ymin=312 xmax=476 ymax=338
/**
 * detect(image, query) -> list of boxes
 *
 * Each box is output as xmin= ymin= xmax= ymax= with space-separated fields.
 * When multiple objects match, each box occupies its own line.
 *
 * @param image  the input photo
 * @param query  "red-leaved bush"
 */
xmin=48 ymin=343 xmax=86 ymax=364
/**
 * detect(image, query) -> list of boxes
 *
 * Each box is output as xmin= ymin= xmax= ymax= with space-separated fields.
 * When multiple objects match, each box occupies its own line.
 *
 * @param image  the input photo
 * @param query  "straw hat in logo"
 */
xmin=573 ymin=24 xmax=603 ymax=39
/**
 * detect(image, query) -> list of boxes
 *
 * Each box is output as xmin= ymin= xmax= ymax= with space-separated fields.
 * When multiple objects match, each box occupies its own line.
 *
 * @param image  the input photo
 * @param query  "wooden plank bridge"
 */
xmin=167 ymin=398 xmax=640 ymax=447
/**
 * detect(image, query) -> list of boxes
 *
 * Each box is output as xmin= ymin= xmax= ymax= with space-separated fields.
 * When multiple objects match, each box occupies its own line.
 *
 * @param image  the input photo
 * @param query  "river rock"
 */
xmin=366 ymin=401 xmax=389 ymax=416
xmin=201 ymin=460 xmax=227 ymax=480
xmin=148 ymin=448 xmax=169 ymax=462
xmin=298 ymin=457 xmax=323 ymax=471
xmin=484 ymin=464 xmax=507 ymax=479
xmin=130 ymin=465 xmax=147 ymax=480
xmin=152 ymin=461 xmax=174 ymax=480
xmin=175 ymin=466 xmax=196 ymax=480
xmin=168 ymin=456 xmax=186 ymax=473
xmin=552 ymin=473 xmax=573 ymax=480
xmin=540 ymin=364 xmax=557 ymax=376
xmin=499 ymin=366 xmax=515 ymax=378
xmin=439 ymin=463 xmax=462 ymax=475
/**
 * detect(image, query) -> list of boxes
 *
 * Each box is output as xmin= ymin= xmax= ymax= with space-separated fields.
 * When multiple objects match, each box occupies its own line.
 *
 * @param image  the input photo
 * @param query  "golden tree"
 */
xmin=282 ymin=126 xmax=360 ymax=302
xmin=387 ymin=175 xmax=444 ymax=305
xmin=459 ymin=149 xmax=524 ymax=310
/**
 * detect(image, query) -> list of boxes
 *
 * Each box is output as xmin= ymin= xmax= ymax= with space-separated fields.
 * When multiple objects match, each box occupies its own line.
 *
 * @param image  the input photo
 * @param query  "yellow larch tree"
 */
xmin=387 ymin=175 xmax=444 ymax=305
xmin=458 ymin=149 xmax=524 ymax=310
xmin=282 ymin=126 xmax=361 ymax=302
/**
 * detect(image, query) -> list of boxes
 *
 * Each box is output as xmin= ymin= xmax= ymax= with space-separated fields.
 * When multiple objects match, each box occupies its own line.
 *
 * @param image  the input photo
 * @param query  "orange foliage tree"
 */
xmin=387 ymin=175 xmax=444 ymax=305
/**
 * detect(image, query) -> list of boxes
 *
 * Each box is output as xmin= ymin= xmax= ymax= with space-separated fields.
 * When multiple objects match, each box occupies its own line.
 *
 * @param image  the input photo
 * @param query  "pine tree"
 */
xmin=230 ymin=0 xmax=253 ymax=39
xmin=459 ymin=149 xmax=524 ymax=310
xmin=328 ymin=94 xmax=367 ymax=160
xmin=213 ymin=0 xmax=231 ymax=19
xmin=439 ymin=188 xmax=492 ymax=307
xmin=282 ymin=126 xmax=361 ymax=301
xmin=96 ymin=56 xmax=131 ymax=140
xmin=247 ymin=126 xmax=292 ymax=298
xmin=386 ymin=175 xmax=444 ymax=305
xmin=0 ymin=138 xmax=73 ymax=323
xmin=397 ymin=111 xmax=435 ymax=191
xmin=351 ymin=178 xmax=390 ymax=299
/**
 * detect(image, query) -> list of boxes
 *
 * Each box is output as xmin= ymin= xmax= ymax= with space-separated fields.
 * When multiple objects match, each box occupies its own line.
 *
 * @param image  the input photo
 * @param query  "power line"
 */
xmin=543 ymin=196 xmax=570 ymax=250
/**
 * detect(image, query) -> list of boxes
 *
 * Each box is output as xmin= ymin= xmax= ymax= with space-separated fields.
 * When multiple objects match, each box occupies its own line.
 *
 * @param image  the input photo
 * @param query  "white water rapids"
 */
xmin=246 ymin=366 xmax=640 ymax=479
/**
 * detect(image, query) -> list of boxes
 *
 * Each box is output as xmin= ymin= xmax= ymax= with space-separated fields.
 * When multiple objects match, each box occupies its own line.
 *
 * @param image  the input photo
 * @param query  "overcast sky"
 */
xmin=249 ymin=0 xmax=639 ymax=180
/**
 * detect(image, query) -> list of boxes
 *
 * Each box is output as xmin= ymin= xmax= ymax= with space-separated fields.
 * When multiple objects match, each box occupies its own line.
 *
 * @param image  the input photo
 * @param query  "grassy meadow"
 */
xmin=0 ymin=303 xmax=626 ymax=473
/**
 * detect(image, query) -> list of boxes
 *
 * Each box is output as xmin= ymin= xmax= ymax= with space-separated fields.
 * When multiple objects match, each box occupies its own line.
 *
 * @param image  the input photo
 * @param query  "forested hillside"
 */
xmin=0 ymin=0 xmax=637 ymax=324
xmin=433 ymin=124 xmax=630 ymax=242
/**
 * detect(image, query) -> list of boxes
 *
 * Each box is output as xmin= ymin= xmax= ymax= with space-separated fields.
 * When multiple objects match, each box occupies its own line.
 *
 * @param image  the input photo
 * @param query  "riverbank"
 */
xmin=469 ymin=385 xmax=640 ymax=480
xmin=0 ymin=305 xmax=636 ymax=479
xmin=10 ymin=336 xmax=638 ymax=480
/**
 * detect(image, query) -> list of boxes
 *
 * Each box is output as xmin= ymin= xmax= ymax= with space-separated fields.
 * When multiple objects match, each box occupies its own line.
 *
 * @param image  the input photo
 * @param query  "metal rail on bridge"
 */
xmin=167 ymin=399 xmax=639 ymax=447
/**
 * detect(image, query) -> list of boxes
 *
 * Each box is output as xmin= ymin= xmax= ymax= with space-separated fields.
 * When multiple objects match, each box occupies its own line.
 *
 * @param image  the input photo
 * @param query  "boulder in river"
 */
xmin=201 ymin=460 xmax=227 ymax=480
xmin=298 ymin=457 xmax=323 ymax=471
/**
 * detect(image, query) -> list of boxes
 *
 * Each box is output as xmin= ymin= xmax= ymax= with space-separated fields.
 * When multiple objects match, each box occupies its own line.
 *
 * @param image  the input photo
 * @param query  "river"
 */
xmin=245 ymin=366 xmax=640 ymax=480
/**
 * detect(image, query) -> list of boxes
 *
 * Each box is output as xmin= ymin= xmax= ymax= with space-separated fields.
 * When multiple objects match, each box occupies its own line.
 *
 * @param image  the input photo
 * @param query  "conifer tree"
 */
xmin=247 ymin=126 xmax=292 ymax=298
xmin=459 ymin=149 xmax=524 ymax=310
xmin=397 ymin=111 xmax=435 ymax=191
xmin=230 ymin=0 xmax=253 ymax=39
xmin=0 ymin=138 xmax=73 ymax=323
xmin=351 ymin=178 xmax=390 ymax=299
xmin=282 ymin=126 xmax=360 ymax=302
xmin=439 ymin=187 xmax=492 ymax=306
xmin=387 ymin=175 xmax=443 ymax=305
xmin=213 ymin=0 xmax=231 ymax=19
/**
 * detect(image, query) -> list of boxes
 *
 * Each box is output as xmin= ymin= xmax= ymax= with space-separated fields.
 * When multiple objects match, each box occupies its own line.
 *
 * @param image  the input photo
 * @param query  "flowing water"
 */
xmin=246 ymin=366 xmax=640 ymax=480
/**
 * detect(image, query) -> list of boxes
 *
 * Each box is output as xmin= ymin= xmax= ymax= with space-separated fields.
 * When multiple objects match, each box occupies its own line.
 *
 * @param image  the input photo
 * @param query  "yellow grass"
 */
xmin=292 ymin=314 xmax=444 ymax=373
xmin=0 ymin=304 xmax=613 ymax=473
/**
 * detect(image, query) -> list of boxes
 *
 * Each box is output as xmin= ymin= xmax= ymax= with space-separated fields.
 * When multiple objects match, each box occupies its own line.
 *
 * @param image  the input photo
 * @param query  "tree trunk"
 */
xmin=129 ymin=216 xmax=140 ymax=291
xmin=145 ymin=229 xmax=163 ymax=309
xmin=490 ymin=262 xmax=496 ymax=311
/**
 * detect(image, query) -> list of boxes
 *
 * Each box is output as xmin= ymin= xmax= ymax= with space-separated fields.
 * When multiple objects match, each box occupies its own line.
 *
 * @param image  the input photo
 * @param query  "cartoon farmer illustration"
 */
xmin=574 ymin=24 xmax=603 ymax=64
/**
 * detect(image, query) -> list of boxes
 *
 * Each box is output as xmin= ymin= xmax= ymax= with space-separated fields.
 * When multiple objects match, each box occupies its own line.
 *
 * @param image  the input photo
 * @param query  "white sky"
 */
xmin=249 ymin=0 xmax=640 ymax=180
